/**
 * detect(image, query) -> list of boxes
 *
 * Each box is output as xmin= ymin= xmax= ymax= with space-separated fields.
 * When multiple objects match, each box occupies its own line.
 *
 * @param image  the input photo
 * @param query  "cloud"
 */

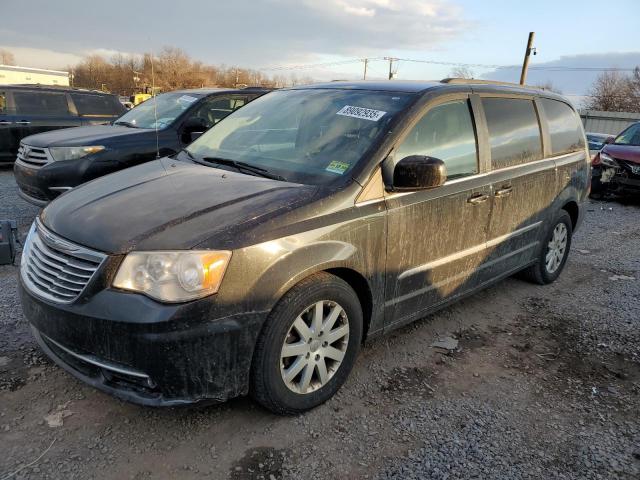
xmin=0 ymin=45 xmax=144 ymax=70
xmin=482 ymin=52 xmax=640 ymax=96
xmin=0 ymin=0 xmax=469 ymax=68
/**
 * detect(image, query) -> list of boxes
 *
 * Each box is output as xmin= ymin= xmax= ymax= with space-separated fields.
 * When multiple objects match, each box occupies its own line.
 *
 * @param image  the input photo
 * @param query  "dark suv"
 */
xmin=19 ymin=80 xmax=589 ymax=414
xmin=13 ymin=88 xmax=269 ymax=206
xmin=0 ymin=85 xmax=125 ymax=165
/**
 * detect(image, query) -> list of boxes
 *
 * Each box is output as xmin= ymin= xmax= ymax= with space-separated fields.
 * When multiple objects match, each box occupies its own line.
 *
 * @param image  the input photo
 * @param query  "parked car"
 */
xmin=0 ymin=85 xmax=125 ymax=165
xmin=13 ymin=87 xmax=269 ymax=205
xmin=586 ymin=132 xmax=612 ymax=159
xmin=591 ymin=122 xmax=640 ymax=195
xmin=19 ymin=80 xmax=589 ymax=414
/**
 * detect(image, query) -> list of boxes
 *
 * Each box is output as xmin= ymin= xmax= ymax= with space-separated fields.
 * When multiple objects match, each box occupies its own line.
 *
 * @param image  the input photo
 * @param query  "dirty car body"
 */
xmin=19 ymin=81 xmax=590 ymax=410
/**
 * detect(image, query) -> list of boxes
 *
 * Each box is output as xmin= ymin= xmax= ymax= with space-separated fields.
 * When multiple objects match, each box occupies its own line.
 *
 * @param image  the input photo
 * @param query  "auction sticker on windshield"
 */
xmin=325 ymin=160 xmax=350 ymax=175
xmin=336 ymin=105 xmax=386 ymax=122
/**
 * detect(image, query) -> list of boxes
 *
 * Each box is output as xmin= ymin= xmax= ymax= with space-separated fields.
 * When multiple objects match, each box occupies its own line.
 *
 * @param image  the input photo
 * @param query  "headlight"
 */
xmin=49 ymin=146 xmax=105 ymax=161
xmin=599 ymin=152 xmax=617 ymax=167
xmin=113 ymin=250 xmax=232 ymax=302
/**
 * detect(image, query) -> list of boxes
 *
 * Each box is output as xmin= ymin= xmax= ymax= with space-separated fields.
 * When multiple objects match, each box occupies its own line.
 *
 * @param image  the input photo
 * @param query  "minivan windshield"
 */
xmin=114 ymin=92 xmax=203 ymax=129
xmin=186 ymin=89 xmax=413 ymax=185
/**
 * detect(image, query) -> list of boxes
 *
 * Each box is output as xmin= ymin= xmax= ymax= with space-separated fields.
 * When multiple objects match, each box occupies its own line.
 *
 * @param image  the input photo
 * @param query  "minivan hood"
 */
xmin=41 ymin=158 xmax=319 ymax=253
xmin=602 ymin=144 xmax=640 ymax=164
xmin=22 ymin=125 xmax=154 ymax=148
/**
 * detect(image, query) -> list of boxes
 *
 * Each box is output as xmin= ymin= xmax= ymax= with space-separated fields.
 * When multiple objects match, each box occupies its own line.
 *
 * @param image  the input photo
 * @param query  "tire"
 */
xmin=520 ymin=210 xmax=573 ymax=285
xmin=250 ymin=272 xmax=363 ymax=414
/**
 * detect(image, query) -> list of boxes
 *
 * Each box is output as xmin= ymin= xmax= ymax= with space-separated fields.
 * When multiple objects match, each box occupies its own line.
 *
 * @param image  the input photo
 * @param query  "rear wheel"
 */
xmin=521 ymin=210 xmax=573 ymax=285
xmin=250 ymin=272 xmax=362 ymax=414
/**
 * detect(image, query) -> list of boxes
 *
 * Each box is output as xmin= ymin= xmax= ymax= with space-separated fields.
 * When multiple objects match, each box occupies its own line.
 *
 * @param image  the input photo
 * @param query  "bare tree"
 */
xmin=68 ymin=46 xmax=313 ymax=95
xmin=449 ymin=66 xmax=474 ymax=79
xmin=0 ymin=49 xmax=15 ymax=65
xmin=586 ymin=70 xmax=639 ymax=112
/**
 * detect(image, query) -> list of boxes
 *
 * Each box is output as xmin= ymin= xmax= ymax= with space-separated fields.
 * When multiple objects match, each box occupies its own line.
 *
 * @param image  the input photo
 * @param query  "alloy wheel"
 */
xmin=280 ymin=300 xmax=349 ymax=394
xmin=545 ymin=223 xmax=568 ymax=273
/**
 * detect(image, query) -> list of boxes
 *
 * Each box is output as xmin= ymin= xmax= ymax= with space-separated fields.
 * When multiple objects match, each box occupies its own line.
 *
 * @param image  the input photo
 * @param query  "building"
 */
xmin=0 ymin=65 xmax=69 ymax=86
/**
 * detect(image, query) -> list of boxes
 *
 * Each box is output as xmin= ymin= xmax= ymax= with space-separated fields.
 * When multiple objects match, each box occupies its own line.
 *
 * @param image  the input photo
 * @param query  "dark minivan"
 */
xmin=19 ymin=80 xmax=589 ymax=414
xmin=0 ymin=85 xmax=124 ymax=165
xmin=13 ymin=87 xmax=269 ymax=205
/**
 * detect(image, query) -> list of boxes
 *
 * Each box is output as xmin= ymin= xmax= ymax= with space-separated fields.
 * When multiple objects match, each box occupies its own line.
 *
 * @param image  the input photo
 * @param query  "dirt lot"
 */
xmin=1 ymin=168 xmax=639 ymax=480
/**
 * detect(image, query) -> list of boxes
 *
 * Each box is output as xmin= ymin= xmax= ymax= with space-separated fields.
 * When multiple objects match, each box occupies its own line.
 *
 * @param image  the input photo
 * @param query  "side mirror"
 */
xmin=604 ymin=135 xmax=615 ymax=144
xmin=392 ymin=155 xmax=447 ymax=191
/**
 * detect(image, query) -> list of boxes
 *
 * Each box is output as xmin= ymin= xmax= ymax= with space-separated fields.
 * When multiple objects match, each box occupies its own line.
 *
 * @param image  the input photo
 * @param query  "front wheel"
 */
xmin=520 ymin=210 xmax=573 ymax=285
xmin=250 ymin=272 xmax=363 ymax=414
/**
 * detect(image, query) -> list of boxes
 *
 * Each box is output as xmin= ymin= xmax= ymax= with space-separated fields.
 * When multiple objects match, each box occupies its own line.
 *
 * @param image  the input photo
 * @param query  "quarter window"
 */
xmin=13 ymin=91 xmax=70 ymax=116
xmin=483 ymin=98 xmax=542 ymax=169
xmin=396 ymin=99 xmax=478 ymax=179
xmin=541 ymin=98 xmax=585 ymax=154
xmin=0 ymin=92 xmax=5 ymax=114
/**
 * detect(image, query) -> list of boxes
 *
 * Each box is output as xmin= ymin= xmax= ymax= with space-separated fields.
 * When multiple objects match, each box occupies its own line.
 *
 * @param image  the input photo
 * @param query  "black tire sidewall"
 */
xmin=252 ymin=274 xmax=363 ymax=413
xmin=538 ymin=211 xmax=573 ymax=283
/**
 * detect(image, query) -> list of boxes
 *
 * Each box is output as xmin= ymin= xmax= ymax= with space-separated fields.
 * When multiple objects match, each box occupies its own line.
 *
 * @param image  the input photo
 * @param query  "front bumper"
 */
xmin=13 ymin=156 xmax=119 ymax=206
xmin=20 ymin=280 xmax=267 ymax=406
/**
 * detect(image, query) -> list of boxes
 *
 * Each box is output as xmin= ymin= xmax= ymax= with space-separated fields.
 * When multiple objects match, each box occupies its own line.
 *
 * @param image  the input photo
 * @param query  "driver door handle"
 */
xmin=467 ymin=193 xmax=489 ymax=205
xmin=495 ymin=186 xmax=513 ymax=198
xmin=0 ymin=120 xmax=12 ymax=125
xmin=15 ymin=121 xmax=31 ymax=125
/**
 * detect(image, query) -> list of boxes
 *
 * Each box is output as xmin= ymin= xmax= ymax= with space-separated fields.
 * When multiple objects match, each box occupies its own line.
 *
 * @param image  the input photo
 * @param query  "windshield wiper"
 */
xmin=200 ymin=156 xmax=287 ymax=181
xmin=113 ymin=121 xmax=139 ymax=128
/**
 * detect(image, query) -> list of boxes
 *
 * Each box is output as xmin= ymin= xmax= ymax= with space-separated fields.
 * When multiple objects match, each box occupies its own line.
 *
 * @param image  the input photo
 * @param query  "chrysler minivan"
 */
xmin=19 ymin=80 xmax=589 ymax=414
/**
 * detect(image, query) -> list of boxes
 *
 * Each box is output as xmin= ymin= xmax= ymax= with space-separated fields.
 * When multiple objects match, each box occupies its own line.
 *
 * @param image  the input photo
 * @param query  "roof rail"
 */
xmin=441 ymin=78 xmax=544 ymax=89
xmin=2 ymin=83 xmax=109 ymax=94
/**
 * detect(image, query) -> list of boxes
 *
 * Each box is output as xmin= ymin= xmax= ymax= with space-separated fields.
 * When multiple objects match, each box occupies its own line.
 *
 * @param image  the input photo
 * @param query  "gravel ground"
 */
xmin=0 ymin=167 xmax=639 ymax=480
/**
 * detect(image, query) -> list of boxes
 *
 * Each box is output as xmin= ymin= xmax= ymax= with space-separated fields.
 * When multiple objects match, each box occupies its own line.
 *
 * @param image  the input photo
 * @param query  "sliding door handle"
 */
xmin=0 ymin=120 xmax=12 ymax=125
xmin=467 ymin=193 xmax=489 ymax=205
xmin=495 ymin=186 xmax=513 ymax=198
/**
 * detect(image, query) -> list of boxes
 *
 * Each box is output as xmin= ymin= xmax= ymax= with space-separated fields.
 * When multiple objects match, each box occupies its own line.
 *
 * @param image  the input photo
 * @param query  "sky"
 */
xmin=1 ymin=0 xmax=639 ymax=99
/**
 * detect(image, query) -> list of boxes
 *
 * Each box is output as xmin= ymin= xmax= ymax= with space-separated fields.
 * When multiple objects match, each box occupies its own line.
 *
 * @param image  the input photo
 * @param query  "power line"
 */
xmin=259 ymin=56 xmax=637 ymax=73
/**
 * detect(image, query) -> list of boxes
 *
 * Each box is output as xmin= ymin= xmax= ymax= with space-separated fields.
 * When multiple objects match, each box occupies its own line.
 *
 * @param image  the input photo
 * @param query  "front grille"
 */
xmin=16 ymin=143 xmax=52 ymax=169
xmin=20 ymin=220 xmax=105 ymax=304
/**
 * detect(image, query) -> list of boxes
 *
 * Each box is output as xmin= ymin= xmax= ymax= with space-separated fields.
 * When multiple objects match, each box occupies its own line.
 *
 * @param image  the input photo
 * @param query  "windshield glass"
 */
xmin=615 ymin=123 xmax=640 ymax=146
xmin=186 ymin=89 xmax=413 ymax=185
xmin=115 ymin=92 xmax=202 ymax=129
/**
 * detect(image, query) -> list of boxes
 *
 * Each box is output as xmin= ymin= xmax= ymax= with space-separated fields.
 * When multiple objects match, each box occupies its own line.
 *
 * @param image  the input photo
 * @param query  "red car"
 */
xmin=591 ymin=122 xmax=640 ymax=195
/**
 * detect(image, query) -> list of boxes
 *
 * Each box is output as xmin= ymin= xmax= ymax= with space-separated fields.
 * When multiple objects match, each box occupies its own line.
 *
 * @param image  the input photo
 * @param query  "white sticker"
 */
xmin=178 ymin=95 xmax=199 ymax=104
xmin=336 ymin=105 xmax=386 ymax=122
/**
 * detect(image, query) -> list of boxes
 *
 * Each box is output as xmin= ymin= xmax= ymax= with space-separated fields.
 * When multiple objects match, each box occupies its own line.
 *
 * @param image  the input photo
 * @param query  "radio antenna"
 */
xmin=150 ymin=52 xmax=160 ymax=159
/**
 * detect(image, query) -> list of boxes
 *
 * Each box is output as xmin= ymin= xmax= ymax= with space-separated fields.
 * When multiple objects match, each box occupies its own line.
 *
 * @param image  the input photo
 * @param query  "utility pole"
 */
xmin=384 ymin=57 xmax=398 ymax=80
xmin=519 ymin=32 xmax=536 ymax=85
xmin=362 ymin=58 xmax=368 ymax=80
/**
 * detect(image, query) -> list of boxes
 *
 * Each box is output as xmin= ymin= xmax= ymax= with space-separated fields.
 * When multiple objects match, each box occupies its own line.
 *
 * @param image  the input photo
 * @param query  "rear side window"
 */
xmin=396 ymin=99 xmax=478 ymax=179
xmin=483 ymin=98 xmax=542 ymax=169
xmin=13 ymin=91 xmax=70 ymax=116
xmin=70 ymin=93 xmax=123 ymax=116
xmin=541 ymin=98 xmax=585 ymax=154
